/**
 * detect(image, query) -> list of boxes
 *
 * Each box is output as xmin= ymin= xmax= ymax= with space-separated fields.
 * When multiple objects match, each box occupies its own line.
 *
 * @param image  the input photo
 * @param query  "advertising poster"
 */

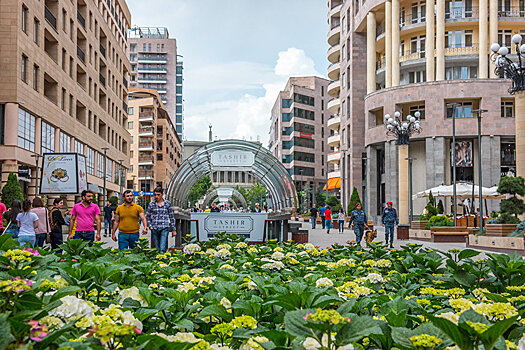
xmin=451 ymin=141 xmax=473 ymax=167
xmin=40 ymin=153 xmax=80 ymax=194
xmin=77 ymin=154 xmax=88 ymax=194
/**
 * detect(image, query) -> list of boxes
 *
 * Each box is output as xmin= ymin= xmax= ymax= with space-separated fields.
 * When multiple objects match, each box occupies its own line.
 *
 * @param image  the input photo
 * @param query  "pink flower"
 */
xmin=28 ymin=320 xmax=49 ymax=342
xmin=23 ymin=248 xmax=40 ymax=256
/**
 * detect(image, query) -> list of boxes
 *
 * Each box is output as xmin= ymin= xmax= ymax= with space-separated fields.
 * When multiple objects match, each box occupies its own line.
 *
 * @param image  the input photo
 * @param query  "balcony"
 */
xmin=446 ymin=6 xmax=479 ymax=20
xmin=139 ymin=112 xmax=155 ymax=123
xmin=100 ymin=44 xmax=106 ymax=57
xmin=123 ymin=77 xmax=128 ymax=88
xmin=328 ymin=170 xmax=341 ymax=179
xmin=327 ymin=98 xmax=340 ymax=114
xmin=137 ymin=67 xmax=167 ymax=73
xmin=123 ymin=101 xmax=128 ymax=111
xmin=327 ymin=62 xmax=340 ymax=81
xmin=139 ymin=127 xmax=154 ymax=137
xmin=327 ymin=133 xmax=340 ymax=147
xmin=330 ymin=2 xmax=343 ymax=17
xmin=77 ymin=11 xmax=85 ymax=28
xmin=376 ymin=22 xmax=385 ymax=38
xmin=138 ymin=77 xmax=167 ymax=84
xmin=77 ymin=46 xmax=85 ymax=63
xmin=138 ymin=156 xmax=154 ymax=166
xmin=327 ymin=115 xmax=341 ymax=130
xmin=498 ymin=6 xmax=525 ymax=18
xmin=327 ymin=152 xmax=341 ymax=164
xmin=400 ymin=50 xmax=425 ymax=63
xmin=138 ymin=170 xmax=155 ymax=180
xmin=327 ymin=24 xmax=341 ymax=47
xmin=444 ymin=44 xmax=479 ymax=57
xmin=99 ymin=73 xmax=106 ymax=86
xmin=138 ymin=142 xmax=154 ymax=151
xmin=44 ymin=6 xmax=57 ymax=30
xmin=327 ymin=80 xmax=340 ymax=98
xmin=376 ymin=57 xmax=386 ymax=71
xmin=327 ymin=44 xmax=341 ymax=64
xmin=138 ymin=56 xmax=167 ymax=63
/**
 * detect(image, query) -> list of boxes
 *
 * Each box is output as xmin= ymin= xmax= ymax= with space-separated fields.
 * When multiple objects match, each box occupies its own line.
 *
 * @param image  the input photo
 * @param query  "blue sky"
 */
xmin=127 ymin=0 xmax=328 ymax=143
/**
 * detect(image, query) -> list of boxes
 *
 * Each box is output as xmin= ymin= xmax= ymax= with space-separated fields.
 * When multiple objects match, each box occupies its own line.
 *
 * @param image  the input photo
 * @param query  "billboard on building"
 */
xmin=451 ymin=141 xmax=473 ymax=167
xmin=40 ymin=153 xmax=87 ymax=194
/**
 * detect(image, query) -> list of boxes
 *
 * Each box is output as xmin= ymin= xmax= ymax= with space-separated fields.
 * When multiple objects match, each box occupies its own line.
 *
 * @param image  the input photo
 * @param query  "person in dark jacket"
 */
xmin=49 ymin=198 xmax=67 ymax=251
xmin=309 ymin=204 xmax=318 ymax=229
xmin=348 ymin=203 xmax=370 ymax=245
xmin=381 ymin=201 xmax=399 ymax=248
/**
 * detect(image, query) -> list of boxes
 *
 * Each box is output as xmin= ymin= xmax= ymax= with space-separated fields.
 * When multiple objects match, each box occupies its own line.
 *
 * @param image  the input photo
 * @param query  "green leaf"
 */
xmin=479 ymin=316 xmax=518 ymax=350
xmin=337 ymin=299 xmax=356 ymax=316
xmin=427 ymin=314 xmax=473 ymax=350
xmin=199 ymin=304 xmax=233 ymax=322
xmin=50 ymin=286 xmax=81 ymax=303
xmin=174 ymin=318 xmax=194 ymax=331
xmin=335 ymin=315 xmax=382 ymax=346
xmin=0 ymin=313 xmax=12 ymax=350
xmin=453 ymin=270 xmax=477 ymax=287
xmin=283 ymin=309 xmax=317 ymax=339
xmin=458 ymin=249 xmax=480 ymax=261
xmin=483 ymin=293 xmax=508 ymax=303
xmin=35 ymin=322 xmax=74 ymax=350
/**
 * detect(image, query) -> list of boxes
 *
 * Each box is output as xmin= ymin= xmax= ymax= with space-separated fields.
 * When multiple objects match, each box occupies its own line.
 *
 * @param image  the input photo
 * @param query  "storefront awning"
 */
xmin=323 ymin=177 xmax=341 ymax=191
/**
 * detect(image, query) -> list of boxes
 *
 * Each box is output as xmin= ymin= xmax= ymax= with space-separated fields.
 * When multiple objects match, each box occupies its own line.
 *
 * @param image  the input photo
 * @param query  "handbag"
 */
xmin=45 ymin=208 xmax=51 ymax=244
xmin=1 ymin=220 xmax=11 ymax=235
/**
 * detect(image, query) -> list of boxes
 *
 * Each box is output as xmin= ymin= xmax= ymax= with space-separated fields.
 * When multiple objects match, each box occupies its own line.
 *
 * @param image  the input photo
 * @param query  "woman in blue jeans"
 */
xmin=3 ymin=200 xmax=22 ymax=237
xmin=338 ymin=209 xmax=345 ymax=234
xmin=16 ymin=199 xmax=39 ymax=246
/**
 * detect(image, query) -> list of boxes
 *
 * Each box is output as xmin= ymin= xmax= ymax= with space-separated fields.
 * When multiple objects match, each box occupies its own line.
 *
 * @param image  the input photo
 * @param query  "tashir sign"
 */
xmin=210 ymin=151 xmax=255 ymax=167
xmin=205 ymin=216 xmax=253 ymax=233
xmin=191 ymin=213 xmax=267 ymax=241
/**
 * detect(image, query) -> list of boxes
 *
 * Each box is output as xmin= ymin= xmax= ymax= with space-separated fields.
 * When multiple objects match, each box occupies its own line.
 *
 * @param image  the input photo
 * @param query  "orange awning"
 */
xmin=323 ymin=177 xmax=341 ymax=191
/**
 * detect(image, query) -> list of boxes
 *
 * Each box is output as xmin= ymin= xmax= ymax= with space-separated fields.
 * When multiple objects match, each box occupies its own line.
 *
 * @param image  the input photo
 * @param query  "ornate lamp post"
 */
xmin=490 ymin=35 xmax=525 ymax=178
xmin=383 ymin=111 xmax=422 ymax=225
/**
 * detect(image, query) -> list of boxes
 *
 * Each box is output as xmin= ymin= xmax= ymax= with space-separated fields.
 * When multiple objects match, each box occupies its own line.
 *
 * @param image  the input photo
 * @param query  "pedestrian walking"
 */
xmin=0 ymin=194 xmax=6 ymax=233
xmin=348 ymin=203 xmax=370 ymax=245
xmin=49 ymin=198 xmax=67 ymax=251
xmin=2 ymin=200 xmax=21 ymax=237
xmin=112 ymin=190 xmax=148 ymax=249
xmin=338 ymin=208 xmax=345 ymax=234
xmin=146 ymin=187 xmax=177 ymax=253
xmin=325 ymin=205 xmax=333 ymax=234
xmin=103 ymin=201 xmax=114 ymax=237
xmin=16 ymin=199 xmax=38 ymax=247
xmin=319 ymin=205 xmax=326 ymax=229
xmin=30 ymin=197 xmax=50 ymax=248
xmin=381 ymin=201 xmax=399 ymax=248
xmin=309 ymin=204 xmax=318 ymax=229
xmin=68 ymin=190 xmax=101 ymax=245
xmin=210 ymin=202 xmax=220 ymax=213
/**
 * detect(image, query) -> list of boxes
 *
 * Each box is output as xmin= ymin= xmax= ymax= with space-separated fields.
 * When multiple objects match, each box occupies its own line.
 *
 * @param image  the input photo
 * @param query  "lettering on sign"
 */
xmin=299 ymin=132 xmax=313 ymax=139
xmin=204 ymin=215 xmax=254 ymax=233
xmin=210 ymin=151 xmax=255 ymax=167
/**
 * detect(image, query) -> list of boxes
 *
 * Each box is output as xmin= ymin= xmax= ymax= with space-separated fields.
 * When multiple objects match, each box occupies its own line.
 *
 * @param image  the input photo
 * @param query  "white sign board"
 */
xmin=191 ymin=212 xmax=268 ymax=242
xmin=40 ymin=153 xmax=84 ymax=194
xmin=77 ymin=154 xmax=88 ymax=193
xmin=210 ymin=151 xmax=255 ymax=168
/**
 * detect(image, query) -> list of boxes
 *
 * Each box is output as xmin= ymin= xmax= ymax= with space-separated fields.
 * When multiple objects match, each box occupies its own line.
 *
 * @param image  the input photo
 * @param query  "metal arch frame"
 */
xmin=166 ymin=139 xmax=298 ymax=211
xmin=201 ymin=188 xmax=248 ymax=209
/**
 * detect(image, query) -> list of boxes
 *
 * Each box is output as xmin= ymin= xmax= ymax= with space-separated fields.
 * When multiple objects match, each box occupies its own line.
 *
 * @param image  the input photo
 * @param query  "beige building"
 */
xmin=269 ymin=76 xmax=332 ymax=207
xmin=126 ymin=88 xmax=181 ymax=193
xmin=0 ymin=0 xmax=131 ymax=204
xmin=328 ymin=0 xmax=517 ymax=222
xmin=128 ymin=27 xmax=184 ymax=137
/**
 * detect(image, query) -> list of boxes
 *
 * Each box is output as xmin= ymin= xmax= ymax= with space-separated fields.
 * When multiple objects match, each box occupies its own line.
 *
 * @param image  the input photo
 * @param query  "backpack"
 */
xmin=49 ymin=208 xmax=59 ymax=231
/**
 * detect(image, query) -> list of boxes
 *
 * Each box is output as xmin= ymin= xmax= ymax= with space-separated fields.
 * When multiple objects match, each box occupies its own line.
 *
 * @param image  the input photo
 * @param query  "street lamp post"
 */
xmin=30 ymin=154 xmax=43 ymax=196
xmin=101 ymin=147 xmax=109 ymax=206
xmin=473 ymin=109 xmax=488 ymax=229
xmin=490 ymin=36 xmax=525 ymax=178
xmin=384 ymin=110 xmax=422 ymax=225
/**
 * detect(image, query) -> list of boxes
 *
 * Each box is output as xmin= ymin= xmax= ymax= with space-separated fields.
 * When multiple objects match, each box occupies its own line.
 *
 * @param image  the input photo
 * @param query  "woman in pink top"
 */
xmin=30 ymin=197 xmax=50 ymax=247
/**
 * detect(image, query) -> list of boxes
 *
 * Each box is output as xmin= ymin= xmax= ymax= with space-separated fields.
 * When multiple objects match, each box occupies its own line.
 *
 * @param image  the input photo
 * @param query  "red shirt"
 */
xmin=324 ymin=208 xmax=332 ymax=221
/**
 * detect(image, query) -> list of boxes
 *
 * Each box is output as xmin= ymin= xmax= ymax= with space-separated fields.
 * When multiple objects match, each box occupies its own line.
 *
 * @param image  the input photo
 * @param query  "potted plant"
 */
xmin=413 ymin=191 xmax=437 ymax=229
xmin=486 ymin=176 xmax=525 ymax=236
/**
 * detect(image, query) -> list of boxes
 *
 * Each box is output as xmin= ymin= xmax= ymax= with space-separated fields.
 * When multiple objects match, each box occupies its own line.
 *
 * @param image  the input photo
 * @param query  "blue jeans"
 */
xmin=151 ymin=228 xmax=169 ymax=253
xmin=385 ymin=224 xmax=395 ymax=245
xmin=311 ymin=217 xmax=316 ymax=229
xmin=338 ymin=220 xmax=345 ymax=233
xmin=321 ymin=216 xmax=325 ymax=229
xmin=4 ymin=227 xmax=19 ymax=238
xmin=326 ymin=219 xmax=333 ymax=233
xmin=104 ymin=218 xmax=112 ymax=236
xmin=354 ymin=225 xmax=365 ymax=243
xmin=118 ymin=232 xmax=139 ymax=250
xmin=35 ymin=233 xmax=46 ymax=247
xmin=19 ymin=235 xmax=36 ymax=247
xmin=75 ymin=231 xmax=95 ymax=246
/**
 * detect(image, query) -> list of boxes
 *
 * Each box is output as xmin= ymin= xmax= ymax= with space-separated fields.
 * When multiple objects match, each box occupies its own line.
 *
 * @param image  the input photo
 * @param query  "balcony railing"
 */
xmin=77 ymin=46 xmax=85 ymax=63
xmin=137 ymin=67 xmax=167 ymax=72
xmin=376 ymin=57 xmax=386 ymax=70
xmin=330 ymin=21 xmax=341 ymax=30
xmin=139 ymin=112 xmax=154 ymax=118
xmin=498 ymin=6 xmax=525 ymax=17
xmin=376 ymin=22 xmax=385 ymax=37
xmin=123 ymin=101 xmax=128 ymax=111
xmin=99 ymin=73 xmax=106 ymax=86
xmin=44 ymin=6 xmax=57 ymax=29
xmin=77 ymin=11 xmax=86 ymax=28
xmin=138 ymin=156 xmax=154 ymax=163
xmin=138 ymin=56 xmax=167 ymax=62
xmin=100 ymin=44 xmax=106 ymax=57
xmin=138 ymin=170 xmax=154 ymax=178
xmin=444 ymin=44 xmax=479 ymax=56
xmin=400 ymin=50 xmax=426 ymax=62
xmin=138 ymin=77 xmax=167 ymax=81
xmin=123 ymin=77 xmax=128 ymax=88
xmin=446 ymin=6 xmax=479 ymax=19
xmin=138 ymin=141 xmax=154 ymax=148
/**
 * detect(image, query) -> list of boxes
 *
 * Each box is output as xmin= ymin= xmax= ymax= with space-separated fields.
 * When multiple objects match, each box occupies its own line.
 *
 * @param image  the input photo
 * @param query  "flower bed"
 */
xmin=1 ymin=234 xmax=525 ymax=349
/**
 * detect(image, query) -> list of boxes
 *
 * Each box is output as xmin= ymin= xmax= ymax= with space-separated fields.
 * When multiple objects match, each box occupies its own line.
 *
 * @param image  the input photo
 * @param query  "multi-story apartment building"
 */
xmin=0 ymin=0 xmax=131 ymax=205
xmin=128 ymin=27 xmax=184 ymax=138
xmin=126 ymin=88 xmax=181 ymax=193
xmin=269 ymin=77 xmax=332 ymax=207
xmin=327 ymin=0 xmax=517 ymax=222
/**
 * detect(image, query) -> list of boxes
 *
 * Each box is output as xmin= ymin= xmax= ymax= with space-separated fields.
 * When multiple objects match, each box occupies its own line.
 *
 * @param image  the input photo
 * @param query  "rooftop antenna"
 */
xmin=209 ymin=124 xmax=212 ymax=142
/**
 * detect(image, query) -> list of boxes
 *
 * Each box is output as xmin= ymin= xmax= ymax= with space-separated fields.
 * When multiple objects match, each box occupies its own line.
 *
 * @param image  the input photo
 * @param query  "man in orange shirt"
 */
xmin=112 ymin=190 xmax=148 ymax=249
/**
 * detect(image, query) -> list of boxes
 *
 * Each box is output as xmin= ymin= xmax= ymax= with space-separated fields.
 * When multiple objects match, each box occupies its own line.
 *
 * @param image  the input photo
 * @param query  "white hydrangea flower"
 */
xmin=316 ymin=277 xmax=334 ymax=288
xmin=117 ymin=286 xmax=147 ymax=306
xmin=206 ymin=248 xmax=218 ymax=256
xmin=191 ymin=268 xmax=204 ymax=275
xmin=153 ymin=332 xmax=201 ymax=343
xmin=220 ymin=297 xmax=232 ymax=309
xmin=49 ymin=295 xmax=94 ymax=321
xmin=217 ymin=244 xmax=232 ymax=250
xmin=285 ymin=252 xmax=296 ymax=258
xmin=365 ymin=273 xmax=384 ymax=284
xmin=436 ymin=312 xmax=459 ymax=325
xmin=247 ymin=280 xmax=257 ymax=290
xmin=122 ymin=310 xmax=143 ymax=331
xmin=239 ymin=336 xmax=269 ymax=350
xmin=235 ymin=242 xmax=248 ymax=249
xmin=211 ymin=344 xmax=233 ymax=350
xmin=197 ymin=276 xmax=216 ymax=287
xmin=215 ymin=248 xmax=231 ymax=259
xmin=177 ymin=282 xmax=196 ymax=293
xmin=261 ymin=260 xmax=284 ymax=270
xmin=304 ymin=243 xmax=315 ymax=250
xmin=183 ymin=243 xmax=202 ymax=255
xmin=376 ymin=259 xmax=392 ymax=268
xmin=518 ymin=332 xmax=525 ymax=350
xmin=271 ymin=251 xmax=285 ymax=261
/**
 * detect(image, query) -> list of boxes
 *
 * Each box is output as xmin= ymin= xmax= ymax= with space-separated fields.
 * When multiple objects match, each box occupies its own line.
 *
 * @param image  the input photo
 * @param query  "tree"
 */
xmin=421 ymin=191 xmax=438 ymax=220
xmin=497 ymin=176 xmax=525 ymax=224
xmin=188 ymin=176 xmax=212 ymax=207
xmin=238 ymin=183 xmax=267 ymax=208
xmin=347 ymin=187 xmax=362 ymax=214
xmin=326 ymin=195 xmax=342 ymax=212
xmin=108 ymin=196 xmax=118 ymax=207
xmin=437 ymin=199 xmax=444 ymax=214
xmin=315 ymin=186 xmax=326 ymax=207
xmin=1 ymin=173 xmax=24 ymax=209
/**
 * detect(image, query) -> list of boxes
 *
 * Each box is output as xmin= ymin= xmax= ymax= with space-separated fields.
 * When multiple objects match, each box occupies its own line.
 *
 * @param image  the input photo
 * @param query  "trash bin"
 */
xmin=397 ymin=224 xmax=409 ymax=240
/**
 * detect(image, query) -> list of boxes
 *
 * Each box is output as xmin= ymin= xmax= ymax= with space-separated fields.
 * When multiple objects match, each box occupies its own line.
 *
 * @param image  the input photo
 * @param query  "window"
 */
xmin=22 ymin=5 xmax=28 ymax=33
xmin=501 ymin=142 xmax=516 ymax=166
xmin=294 ymin=152 xmax=315 ymax=163
xmin=130 ymin=136 xmax=133 ymax=144
xmin=33 ymin=18 xmax=39 ymax=44
xmin=294 ymin=108 xmax=315 ymax=120
xmin=74 ymin=140 xmax=84 ymax=154
xmin=342 ymin=44 xmax=346 ymax=61
xmin=106 ymin=158 xmax=112 ymax=182
xmin=69 ymin=94 xmax=73 ymax=116
xmin=408 ymin=70 xmax=426 ymax=83
xmin=294 ymin=122 xmax=315 ymax=134
xmin=69 ymin=57 xmax=73 ymax=77
xmin=409 ymin=104 xmax=426 ymax=119
xmin=498 ymin=30 xmax=512 ymax=47
xmin=293 ymin=93 xmax=315 ymax=106
xmin=17 ymin=108 xmax=35 ymax=152
xmin=87 ymin=147 xmax=94 ymax=174
xmin=127 ymin=121 xmax=134 ymax=129
xmin=143 ymin=43 xmax=146 ymax=51
xmin=41 ymin=121 xmax=55 ymax=153
xmin=62 ymin=49 xmax=66 ymax=71
xmin=32 ymin=65 xmax=39 ymax=91
xmin=293 ymin=137 xmax=315 ymax=148
xmin=59 ymin=132 xmax=71 ymax=152
xmin=61 ymin=88 xmax=66 ymax=110
xmin=128 ymin=107 xmax=134 ymax=114
xmin=97 ymin=153 xmax=104 ymax=177
xmin=411 ymin=1 xmax=426 ymax=23
xmin=148 ymin=43 xmax=151 ymax=52
xmin=446 ymin=101 xmax=474 ymax=118
xmin=410 ymin=35 xmax=426 ymax=55
xmin=445 ymin=66 xmax=477 ymax=80
xmin=400 ymin=6 xmax=406 ymax=25
xmin=62 ymin=10 xmax=67 ymax=32
xmin=501 ymin=100 xmax=514 ymax=117
xmin=282 ymin=99 xmax=293 ymax=108
xmin=157 ymin=153 xmax=163 ymax=160
xmin=70 ymin=20 xmax=73 ymax=40
xmin=445 ymin=30 xmax=473 ymax=48
xmin=21 ymin=55 xmax=27 ymax=83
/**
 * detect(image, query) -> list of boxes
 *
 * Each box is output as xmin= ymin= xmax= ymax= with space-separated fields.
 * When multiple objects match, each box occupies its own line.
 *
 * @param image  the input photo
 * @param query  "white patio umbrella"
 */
xmin=412 ymin=183 xmax=504 ymax=200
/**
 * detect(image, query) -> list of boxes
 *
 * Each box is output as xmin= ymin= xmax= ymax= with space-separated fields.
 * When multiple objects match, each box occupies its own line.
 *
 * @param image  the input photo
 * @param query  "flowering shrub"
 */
xmin=0 ymin=234 xmax=524 ymax=349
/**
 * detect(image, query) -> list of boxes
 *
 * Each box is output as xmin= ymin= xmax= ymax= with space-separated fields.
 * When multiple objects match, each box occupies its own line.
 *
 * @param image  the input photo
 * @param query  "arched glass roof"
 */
xmin=166 ymin=140 xmax=297 ymax=211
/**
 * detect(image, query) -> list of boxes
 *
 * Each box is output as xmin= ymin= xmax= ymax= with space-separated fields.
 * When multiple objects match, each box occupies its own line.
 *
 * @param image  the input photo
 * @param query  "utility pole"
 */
xmin=102 ymin=147 xmax=109 ymax=206
xmin=118 ymin=160 xmax=124 ymax=204
xmin=30 ymin=154 xmax=43 ymax=197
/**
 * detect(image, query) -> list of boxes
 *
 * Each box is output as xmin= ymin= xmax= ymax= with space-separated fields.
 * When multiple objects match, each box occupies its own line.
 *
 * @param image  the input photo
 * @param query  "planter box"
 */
xmin=398 ymin=225 xmax=410 ymax=240
xmin=292 ymin=233 xmax=308 ymax=243
xmin=410 ymin=229 xmax=432 ymax=241
xmin=485 ymin=224 xmax=518 ymax=237
xmin=468 ymin=234 xmax=525 ymax=254
xmin=411 ymin=221 xmax=429 ymax=230
xmin=430 ymin=226 xmax=469 ymax=243
xmin=303 ymin=217 xmax=310 ymax=222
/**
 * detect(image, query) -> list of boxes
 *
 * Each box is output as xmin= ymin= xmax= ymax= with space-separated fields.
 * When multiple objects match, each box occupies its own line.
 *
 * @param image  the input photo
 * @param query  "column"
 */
xmin=479 ymin=0 xmax=489 ymax=79
xmin=516 ymin=91 xmax=525 ymax=178
xmin=391 ymin=0 xmax=400 ymax=86
xmin=426 ymin=137 xmax=446 ymax=188
xmin=366 ymin=146 xmax=378 ymax=221
xmin=386 ymin=0 xmax=393 ymax=87
xmin=398 ymin=144 xmax=409 ymax=225
xmin=367 ymin=12 xmax=377 ymax=94
xmin=481 ymin=136 xmax=500 ymax=214
xmin=426 ymin=0 xmax=435 ymax=81
xmin=489 ymin=0 xmax=498 ymax=78
xmin=54 ymin=128 xmax=60 ymax=152
xmin=436 ymin=0 xmax=446 ymax=80
xmin=4 ymin=103 xmax=19 ymax=146
xmin=385 ymin=141 xmax=399 ymax=208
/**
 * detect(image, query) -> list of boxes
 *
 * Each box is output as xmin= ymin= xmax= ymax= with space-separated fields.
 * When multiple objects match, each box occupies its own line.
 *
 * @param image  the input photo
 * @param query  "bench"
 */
xmin=430 ymin=226 xmax=469 ymax=243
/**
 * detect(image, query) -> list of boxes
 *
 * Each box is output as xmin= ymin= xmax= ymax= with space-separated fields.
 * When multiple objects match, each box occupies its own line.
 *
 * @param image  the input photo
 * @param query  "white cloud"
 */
xmin=184 ymin=48 xmax=324 ymax=145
